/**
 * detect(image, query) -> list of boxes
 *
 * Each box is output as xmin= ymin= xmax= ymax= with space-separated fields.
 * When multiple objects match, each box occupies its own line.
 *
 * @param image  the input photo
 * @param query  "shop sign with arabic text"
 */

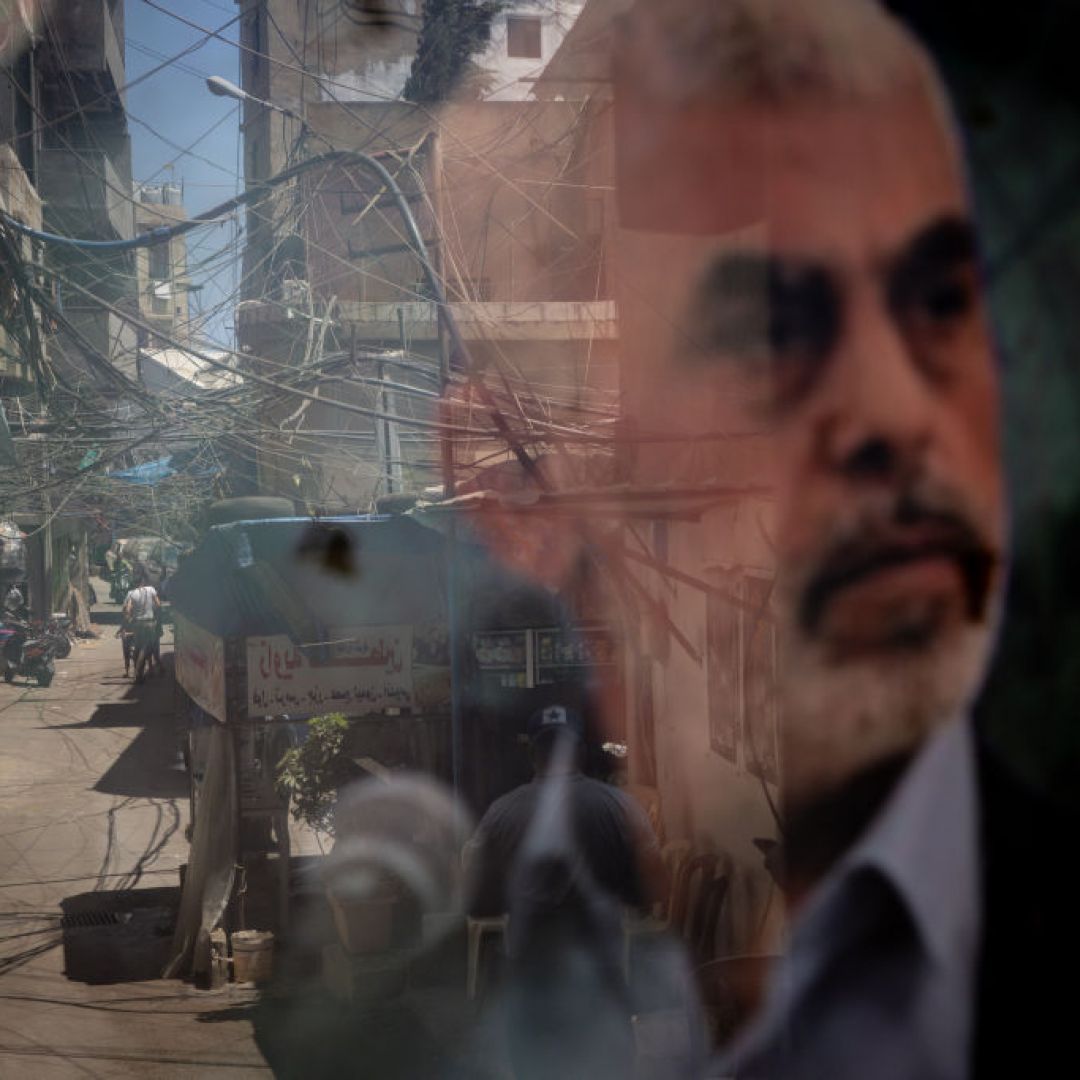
xmin=246 ymin=626 xmax=413 ymax=718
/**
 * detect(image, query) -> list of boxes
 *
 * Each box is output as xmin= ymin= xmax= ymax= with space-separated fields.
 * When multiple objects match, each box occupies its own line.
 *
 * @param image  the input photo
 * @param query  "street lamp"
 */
xmin=205 ymin=74 xmax=244 ymax=101
xmin=205 ymin=74 xmax=303 ymax=123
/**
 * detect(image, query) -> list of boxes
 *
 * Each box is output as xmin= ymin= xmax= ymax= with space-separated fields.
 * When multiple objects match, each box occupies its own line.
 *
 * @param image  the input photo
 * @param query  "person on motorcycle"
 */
xmin=109 ymin=545 xmax=132 ymax=605
xmin=122 ymin=567 xmax=160 ymax=684
xmin=3 ymin=583 xmax=27 ymax=626
xmin=3 ymin=582 xmax=25 ymax=621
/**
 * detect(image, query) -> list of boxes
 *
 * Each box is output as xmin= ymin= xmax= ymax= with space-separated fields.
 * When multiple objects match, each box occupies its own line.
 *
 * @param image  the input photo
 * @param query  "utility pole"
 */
xmin=373 ymin=309 xmax=405 ymax=496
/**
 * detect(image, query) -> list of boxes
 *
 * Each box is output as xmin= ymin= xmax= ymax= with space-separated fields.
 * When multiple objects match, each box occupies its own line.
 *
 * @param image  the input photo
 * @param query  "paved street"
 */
xmin=0 ymin=606 xmax=506 ymax=1080
xmin=0 ymin=613 xmax=271 ymax=1078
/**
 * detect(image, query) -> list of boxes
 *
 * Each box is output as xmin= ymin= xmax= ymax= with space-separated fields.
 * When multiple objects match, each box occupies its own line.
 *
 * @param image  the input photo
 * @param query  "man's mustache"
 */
xmin=798 ymin=489 xmax=999 ymax=636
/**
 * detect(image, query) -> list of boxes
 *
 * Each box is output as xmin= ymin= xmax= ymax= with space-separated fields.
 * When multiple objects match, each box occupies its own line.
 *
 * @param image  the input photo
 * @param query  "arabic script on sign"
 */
xmin=247 ymin=626 xmax=413 ymax=719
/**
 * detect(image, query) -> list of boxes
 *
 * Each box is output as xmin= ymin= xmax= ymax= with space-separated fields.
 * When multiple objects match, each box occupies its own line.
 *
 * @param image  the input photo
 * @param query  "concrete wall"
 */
xmin=638 ymin=508 xmax=782 ymax=953
xmin=300 ymin=99 xmax=607 ymax=308
xmin=237 ymin=81 xmax=617 ymax=509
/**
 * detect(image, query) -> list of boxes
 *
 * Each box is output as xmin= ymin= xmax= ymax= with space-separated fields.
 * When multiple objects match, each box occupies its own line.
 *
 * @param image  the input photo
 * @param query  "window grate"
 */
xmin=61 ymin=910 xmax=127 ymax=930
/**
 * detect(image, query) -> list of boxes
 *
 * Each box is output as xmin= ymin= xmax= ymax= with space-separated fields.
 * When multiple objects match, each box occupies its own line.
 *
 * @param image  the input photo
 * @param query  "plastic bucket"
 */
xmin=231 ymin=930 xmax=274 ymax=984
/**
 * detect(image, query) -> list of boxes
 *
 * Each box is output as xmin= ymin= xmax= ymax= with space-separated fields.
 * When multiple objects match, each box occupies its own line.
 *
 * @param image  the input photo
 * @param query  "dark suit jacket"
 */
xmin=973 ymin=732 xmax=1078 ymax=1076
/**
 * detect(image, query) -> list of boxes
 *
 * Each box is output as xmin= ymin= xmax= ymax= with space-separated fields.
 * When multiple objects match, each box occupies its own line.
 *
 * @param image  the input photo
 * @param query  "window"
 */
xmin=147 ymin=241 xmax=169 ymax=282
xmin=506 ymin=15 xmax=542 ymax=59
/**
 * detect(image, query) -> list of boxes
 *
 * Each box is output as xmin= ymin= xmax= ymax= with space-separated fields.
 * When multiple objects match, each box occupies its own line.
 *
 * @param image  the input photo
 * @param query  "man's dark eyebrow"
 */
xmin=686 ymin=251 xmax=838 ymax=361
xmin=693 ymin=251 xmax=770 ymax=300
xmin=890 ymin=215 xmax=977 ymax=288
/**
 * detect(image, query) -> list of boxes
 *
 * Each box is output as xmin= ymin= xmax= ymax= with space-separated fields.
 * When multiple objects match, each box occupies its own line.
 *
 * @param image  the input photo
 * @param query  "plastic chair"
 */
xmin=670 ymin=852 xmax=719 ymax=939
xmin=466 ymin=914 xmax=508 ymax=1000
xmin=689 ymin=874 xmax=729 ymax=964
xmin=659 ymin=840 xmax=691 ymax=922
xmin=695 ymin=953 xmax=778 ymax=1046
xmin=625 ymin=784 xmax=664 ymax=844
xmin=621 ymin=839 xmax=690 ymax=978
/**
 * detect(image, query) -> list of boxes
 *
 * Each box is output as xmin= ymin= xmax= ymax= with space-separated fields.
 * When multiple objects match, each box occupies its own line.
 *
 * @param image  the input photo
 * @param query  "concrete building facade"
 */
xmin=134 ymin=183 xmax=192 ymax=346
xmin=234 ymin=0 xmax=611 ymax=511
xmin=0 ymin=0 xmax=138 ymax=622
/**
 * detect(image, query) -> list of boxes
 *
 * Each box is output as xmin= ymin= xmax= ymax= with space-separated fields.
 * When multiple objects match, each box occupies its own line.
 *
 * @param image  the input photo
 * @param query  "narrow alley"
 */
xmin=0 ymin=607 xmax=270 ymax=1077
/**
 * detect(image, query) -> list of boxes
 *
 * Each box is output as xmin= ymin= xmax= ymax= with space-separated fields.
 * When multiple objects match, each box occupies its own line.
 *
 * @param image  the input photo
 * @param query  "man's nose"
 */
xmin=817 ymin=304 xmax=933 ymax=484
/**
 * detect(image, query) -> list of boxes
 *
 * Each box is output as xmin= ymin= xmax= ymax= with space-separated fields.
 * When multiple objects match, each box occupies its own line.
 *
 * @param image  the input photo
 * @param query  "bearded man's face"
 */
xmin=614 ymin=86 xmax=1005 ymax=806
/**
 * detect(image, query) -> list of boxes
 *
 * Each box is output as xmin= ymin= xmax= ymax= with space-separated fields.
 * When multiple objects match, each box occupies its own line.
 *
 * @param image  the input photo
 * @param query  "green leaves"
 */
xmin=403 ymin=0 xmax=507 ymax=103
xmin=275 ymin=712 xmax=353 ymax=837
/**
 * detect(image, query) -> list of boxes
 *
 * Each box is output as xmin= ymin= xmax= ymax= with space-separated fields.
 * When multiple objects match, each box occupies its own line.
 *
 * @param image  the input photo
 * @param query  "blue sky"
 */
xmin=124 ymin=0 xmax=242 ymax=347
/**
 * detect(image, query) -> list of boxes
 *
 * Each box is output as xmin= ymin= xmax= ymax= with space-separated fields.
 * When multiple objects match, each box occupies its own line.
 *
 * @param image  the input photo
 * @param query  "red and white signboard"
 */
xmin=174 ymin=613 xmax=227 ymax=723
xmin=246 ymin=626 xmax=413 ymax=719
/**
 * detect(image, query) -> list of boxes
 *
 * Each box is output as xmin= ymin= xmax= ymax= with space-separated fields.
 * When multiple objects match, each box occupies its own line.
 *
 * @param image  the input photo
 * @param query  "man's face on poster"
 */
xmin=614 ymin=80 xmax=1006 ymax=804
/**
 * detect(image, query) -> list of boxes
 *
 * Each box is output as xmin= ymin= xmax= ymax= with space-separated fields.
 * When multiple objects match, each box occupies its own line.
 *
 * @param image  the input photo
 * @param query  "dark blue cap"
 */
xmin=527 ymin=704 xmax=585 ymax=742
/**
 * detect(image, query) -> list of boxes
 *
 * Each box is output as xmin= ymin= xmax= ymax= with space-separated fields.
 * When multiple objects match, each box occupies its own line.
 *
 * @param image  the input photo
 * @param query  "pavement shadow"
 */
xmin=93 ymin=719 xmax=188 ymax=799
xmin=35 ymin=655 xmax=186 ymax=799
xmin=91 ymin=660 xmax=187 ymax=798
xmin=59 ymin=887 xmax=179 ymax=985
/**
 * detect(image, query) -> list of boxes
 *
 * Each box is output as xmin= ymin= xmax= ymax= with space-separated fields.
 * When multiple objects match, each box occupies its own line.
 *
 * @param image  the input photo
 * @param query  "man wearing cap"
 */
xmin=466 ymin=704 xmax=659 ymax=920
xmin=465 ymin=703 xmax=666 ymax=1080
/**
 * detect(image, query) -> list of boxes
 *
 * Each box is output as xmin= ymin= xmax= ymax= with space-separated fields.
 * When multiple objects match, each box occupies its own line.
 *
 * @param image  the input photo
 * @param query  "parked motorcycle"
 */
xmin=0 ymin=621 xmax=57 ymax=687
xmin=45 ymin=612 xmax=74 ymax=660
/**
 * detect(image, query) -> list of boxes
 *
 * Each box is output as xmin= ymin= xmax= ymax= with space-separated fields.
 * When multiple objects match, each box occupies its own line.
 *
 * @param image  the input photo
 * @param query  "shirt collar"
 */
xmin=717 ymin=718 xmax=982 ymax=1077
xmin=830 ymin=716 xmax=981 ymax=969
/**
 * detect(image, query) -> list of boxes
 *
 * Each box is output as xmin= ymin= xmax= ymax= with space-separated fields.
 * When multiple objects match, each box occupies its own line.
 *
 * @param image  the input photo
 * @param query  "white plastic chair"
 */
xmin=466 ymin=914 xmax=508 ymax=1000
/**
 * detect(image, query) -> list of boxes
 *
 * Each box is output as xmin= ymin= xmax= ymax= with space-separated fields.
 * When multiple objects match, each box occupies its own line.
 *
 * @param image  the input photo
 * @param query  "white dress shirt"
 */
xmin=717 ymin=718 xmax=981 ymax=1080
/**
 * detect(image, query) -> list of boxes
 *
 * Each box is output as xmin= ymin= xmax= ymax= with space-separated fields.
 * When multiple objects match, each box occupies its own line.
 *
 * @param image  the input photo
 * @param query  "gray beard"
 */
xmin=777 ymin=605 xmax=998 ymax=813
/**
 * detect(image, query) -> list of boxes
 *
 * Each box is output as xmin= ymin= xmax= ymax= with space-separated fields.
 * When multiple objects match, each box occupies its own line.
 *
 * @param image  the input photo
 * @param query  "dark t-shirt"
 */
xmin=467 ymin=774 xmax=659 ymax=917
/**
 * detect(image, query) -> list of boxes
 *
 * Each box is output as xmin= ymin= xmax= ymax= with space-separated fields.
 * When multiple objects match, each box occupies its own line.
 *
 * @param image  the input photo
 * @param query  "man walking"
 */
xmin=123 ymin=568 xmax=160 ymax=683
xmin=466 ymin=704 xmax=664 ymax=1080
xmin=467 ymin=704 xmax=660 ymax=919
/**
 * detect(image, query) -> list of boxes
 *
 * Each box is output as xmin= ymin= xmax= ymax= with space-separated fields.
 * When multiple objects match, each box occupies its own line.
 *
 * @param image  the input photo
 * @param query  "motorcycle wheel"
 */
xmin=36 ymin=661 xmax=54 ymax=688
xmin=51 ymin=636 xmax=72 ymax=660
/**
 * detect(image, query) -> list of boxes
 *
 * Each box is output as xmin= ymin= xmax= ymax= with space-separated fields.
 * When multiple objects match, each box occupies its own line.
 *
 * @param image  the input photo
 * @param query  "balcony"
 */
xmin=38 ymin=148 xmax=133 ymax=242
xmin=38 ymin=0 xmax=125 ymax=106
xmin=238 ymin=298 xmax=619 ymax=343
